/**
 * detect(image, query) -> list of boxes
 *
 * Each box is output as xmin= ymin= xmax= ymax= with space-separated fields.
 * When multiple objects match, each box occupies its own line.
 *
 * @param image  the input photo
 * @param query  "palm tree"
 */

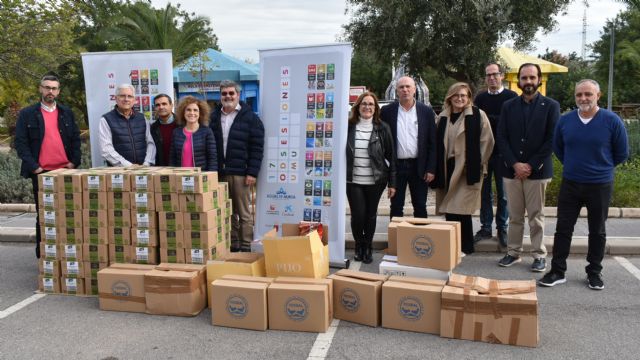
xmin=101 ymin=2 xmax=218 ymax=65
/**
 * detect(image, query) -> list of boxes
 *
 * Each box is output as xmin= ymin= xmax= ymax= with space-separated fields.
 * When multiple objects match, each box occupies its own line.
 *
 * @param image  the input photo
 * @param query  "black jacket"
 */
xmin=169 ymin=126 xmax=218 ymax=171
xmin=14 ymin=103 xmax=81 ymax=178
xmin=346 ymin=121 xmax=397 ymax=187
xmin=380 ymin=100 xmax=437 ymax=177
xmin=209 ymin=102 xmax=264 ymax=177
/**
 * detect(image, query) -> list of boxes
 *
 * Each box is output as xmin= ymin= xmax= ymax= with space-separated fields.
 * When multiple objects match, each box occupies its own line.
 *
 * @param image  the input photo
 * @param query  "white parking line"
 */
xmin=614 ymin=256 xmax=640 ymax=281
xmin=306 ymin=260 xmax=361 ymax=359
xmin=0 ymin=293 xmax=46 ymax=320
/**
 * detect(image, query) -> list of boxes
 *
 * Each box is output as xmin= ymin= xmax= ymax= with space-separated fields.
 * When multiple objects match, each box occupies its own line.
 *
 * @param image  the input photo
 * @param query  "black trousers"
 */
xmin=445 ymin=213 xmax=474 ymax=255
xmin=31 ymin=174 xmax=41 ymax=258
xmin=347 ymin=182 xmax=386 ymax=244
xmin=390 ymin=158 xmax=428 ymax=218
xmin=551 ymin=178 xmax=613 ymax=276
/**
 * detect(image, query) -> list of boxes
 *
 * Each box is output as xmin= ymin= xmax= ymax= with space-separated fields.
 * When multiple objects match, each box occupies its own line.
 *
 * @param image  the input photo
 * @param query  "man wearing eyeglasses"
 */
xmin=15 ymin=74 xmax=81 ymax=258
xmin=150 ymin=94 xmax=175 ymax=166
xmin=209 ymin=80 xmax=264 ymax=252
xmin=473 ymin=63 xmax=518 ymax=247
xmin=98 ymin=84 xmax=156 ymax=166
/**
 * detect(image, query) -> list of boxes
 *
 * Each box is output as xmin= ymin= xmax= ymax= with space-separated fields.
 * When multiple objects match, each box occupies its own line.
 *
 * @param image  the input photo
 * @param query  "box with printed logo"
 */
xmin=159 ymin=230 xmax=185 ymax=249
xmin=39 ymin=259 xmax=60 ymax=278
xmin=108 ymin=226 xmax=131 ymax=246
xmin=153 ymin=169 xmax=179 ymax=194
xmin=61 ymin=277 xmax=85 ymax=295
xmin=206 ymin=253 xmax=266 ymax=308
xmin=60 ymin=244 xmax=83 ymax=262
xmin=131 ymin=210 xmax=157 ymax=229
xmin=160 ymin=248 xmax=186 ymax=263
xmin=155 ymin=193 xmax=180 ymax=212
xmin=40 ymin=243 xmax=59 ymax=260
xmin=144 ymin=263 xmax=207 ymax=316
xmin=224 ymin=199 xmax=232 ymax=219
xmin=107 ymin=190 xmax=131 ymax=210
xmin=131 ymin=227 xmax=158 ymax=247
xmin=98 ymin=263 xmax=156 ymax=312
xmin=379 ymin=255 xmax=451 ymax=281
xmin=218 ymin=182 xmax=229 ymax=201
xmin=211 ymin=279 xmax=270 ymax=331
xmin=82 ymin=191 xmax=107 ymax=210
xmin=396 ymin=221 xmax=458 ymax=271
xmin=131 ymin=246 xmax=158 ymax=265
xmin=267 ymin=280 xmax=330 ymax=333
xmin=39 ymin=192 xmax=60 ymax=211
xmin=131 ymin=191 xmax=155 ymax=211
xmin=130 ymin=170 xmax=157 ymax=192
xmin=327 ymin=270 xmax=388 ymax=327
xmin=185 ymin=243 xmax=227 ymax=265
xmin=389 ymin=217 xmax=461 ymax=263
xmin=61 ymin=260 xmax=84 ymax=278
xmin=58 ymin=210 xmax=83 ymax=228
xmin=83 ymin=261 xmax=108 ymax=280
xmin=107 ymin=209 xmax=131 ymax=228
xmin=37 ymin=169 xmax=66 ymax=193
xmin=158 ymin=211 xmax=183 ymax=231
xmin=38 ymin=275 xmax=60 ymax=293
xmin=106 ymin=172 xmax=130 ymax=192
xmin=59 ymin=192 xmax=83 ymax=211
xmin=175 ymin=171 xmax=217 ymax=194
xmin=183 ymin=229 xmax=216 ymax=250
xmin=179 ymin=193 xmax=215 ymax=213
xmin=40 ymin=225 xmax=58 ymax=245
xmin=108 ymin=244 xmax=132 ymax=264
xmin=82 ymin=244 xmax=108 ymax=263
xmin=82 ymin=171 xmax=107 ymax=192
xmin=273 ymin=277 xmax=333 ymax=322
xmin=83 ymin=209 xmax=108 ymax=228
xmin=381 ymin=276 xmax=446 ymax=334
xmin=39 ymin=209 xmax=58 ymax=228
xmin=57 ymin=227 xmax=83 ymax=245
xmin=83 ymin=226 xmax=108 ymax=245
xmin=85 ymin=277 xmax=99 ymax=296
xmin=58 ymin=169 xmax=84 ymax=193
xmin=183 ymin=211 xmax=217 ymax=231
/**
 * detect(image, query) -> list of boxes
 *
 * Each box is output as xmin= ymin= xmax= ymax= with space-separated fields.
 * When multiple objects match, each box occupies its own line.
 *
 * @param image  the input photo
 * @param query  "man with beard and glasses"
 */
xmin=210 ymin=80 xmax=264 ymax=252
xmin=14 ymin=74 xmax=81 ymax=258
xmin=496 ymin=63 xmax=559 ymax=272
xmin=539 ymin=79 xmax=628 ymax=290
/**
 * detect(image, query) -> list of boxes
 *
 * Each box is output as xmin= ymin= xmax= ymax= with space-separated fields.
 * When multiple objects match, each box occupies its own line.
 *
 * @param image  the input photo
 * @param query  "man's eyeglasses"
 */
xmin=41 ymin=86 xmax=59 ymax=92
xmin=221 ymin=91 xmax=236 ymax=96
xmin=485 ymin=72 xmax=502 ymax=78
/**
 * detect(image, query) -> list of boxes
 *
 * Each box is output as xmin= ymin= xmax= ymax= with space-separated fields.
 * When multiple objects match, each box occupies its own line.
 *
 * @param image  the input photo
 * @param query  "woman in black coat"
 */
xmin=169 ymin=96 xmax=217 ymax=171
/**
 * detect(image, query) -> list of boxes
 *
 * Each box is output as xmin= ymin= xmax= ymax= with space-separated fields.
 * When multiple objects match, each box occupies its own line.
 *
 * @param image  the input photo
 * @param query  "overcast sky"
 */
xmin=151 ymin=0 xmax=628 ymax=62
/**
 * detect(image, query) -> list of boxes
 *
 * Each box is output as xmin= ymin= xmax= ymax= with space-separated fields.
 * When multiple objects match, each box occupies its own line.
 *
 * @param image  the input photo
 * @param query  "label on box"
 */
xmin=66 ymin=261 xmax=79 ymax=276
xmin=43 ymin=260 xmax=54 ymax=275
xmin=111 ymin=174 xmax=124 ymax=190
xmin=190 ymin=249 xmax=203 ymax=264
xmin=135 ymin=229 xmax=150 ymax=246
xmin=44 ymin=211 xmax=56 ymax=226
xmin=87 ymin=175 xmax=100 ymax=190
xmin=137 ymin=212 xmax=149 ymax=228
xmin=64 ymin=245 xmax=78 ymax=260
xmin=43 ymin=277 xmax=54 ymax=291
xmin=182 ymin=176 xmax=195 ymax=192
xmin=135 ymin=192 xmax=148 ymax=209
xmin=43 ymin=193 xmax=55 ymax=208
xmin=44 ymin=227 xmax=56 ymax=243
xmin=42 ymin=176 xmax=55 ymax=191
xmin=45 ymin=244 xmax=57 ymax=259
xmin=66 ymin=278 xmax=78 ymax=293
xmin=136 ymin=175 xmax=149 ymax=190
xmin=136 ymin=247 xmax=149 ymax=262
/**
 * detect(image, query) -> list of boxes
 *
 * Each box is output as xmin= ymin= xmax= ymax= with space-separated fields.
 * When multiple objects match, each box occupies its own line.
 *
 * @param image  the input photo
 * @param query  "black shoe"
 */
xmin=538 ymin=271 xmax=566 ymax=287
xmin=498 ymin=254 xmax=521 ymax=267
xmin=353 ymin=242 xmax=363 ymax=262
xmin=531 ymin=258 xmax=546 ymax=272
xmin=35 ymin=244 xmax=41 ymax=259
xmin=497 ymin=229 xmax=508 ymax=248
xmin=473 ymin=228 xmax=492 ymax=243
xmin=363 ymin=243 xmax=373 ymax=264
xmin=587 ymin=273 xmax=604 ymax=290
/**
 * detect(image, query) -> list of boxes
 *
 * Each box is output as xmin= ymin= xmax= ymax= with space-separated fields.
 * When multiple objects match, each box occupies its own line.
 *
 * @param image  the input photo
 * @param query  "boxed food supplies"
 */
xmin=37 ymin=168 xmax=67 ymax=193
xmin=158 ymin=211 xmax=184 ymax=231
xmin=132 ymin=210 xmax=157 ymax=229
xmin=108 ymin=244 xmax=132 ymax=263
xmin=327 ymin=270 xmax=387 ymax=327
xmin=131 ymin=246 xmax=158 ymax=265
xmin=440 ymin=274 xmax=539 ymax=347
xmin=108 ymin=226 xmax=131 ymax=246
xmin=40 ymin=243 xmax=59 ymax=260
xmin=60 ymin=192 xmax=83 ymax=211
xmin=382 ymin=276 xmax=446 ymax=334
xmin=39 ymin=209 xmax=58 ymax=227
xmin=262 ymin=224 xmax=329 ymax=279
xmin=107 ymin=191 xmax=131 ymax=210
xmin=85 ymin=277 xmax=99 ymax=296
xmin=106 ymin=172 xmax=130 ymax=192
xmin=59 ymin=210 xmax=83 ymax=228
xmin=83 ymin=191 xmax=107 ymax=210
xmin=206 ymin=253 xmax=267 ymax=307
xmin=61 ymin=277 xmax=85 ymax=295
xmin=144 ymin=263 xmax=207 ymax=316
xmin=159 ymin=230 xmax=185 ymax=249
xmin=183 ymin=230 xmax=216 ymax=249
xmin=153 ymin=169 xmax=178 ymax=194
xmin=38 ymin=275 xmax=60 ymax=293
xmin=218 ymin=182 xmax=229 ymax=201
xmin=211 ymin=279 xmax=270 ymax=331
xmin=131 ymin=191 xmax=155 ymax=212
xmin=60 ymin=244 xmax=83 ymax=262
xmin=83 ymin=226 xmax=108 ymax=245
xmin=175 ymin=171 xmax=217 ymax=194
xmin=98 ymin=264 xmax=156 ymax=313
xmin=131 ymin=228 xmax=158 ymax=247
xmin=57 ymin=169 xmax=84 ymax=193
xmin=107 ymin=209 xmax=131 ymax=228
xmin=379 ymin=255 xmax=451 ymax=281
xmin=61 ymin=260 xmax=84 ymax=278
xmin=83 ymin=209 xmax=108 ymax=228
xmin=41 ymin=226 xmax=58 ymax=245
xmin=183 ymin=211 xmax=217 ymax=231
xmin=389 ymin=217 xmax=461 ymax=263
xmin=82 ymin=172 xmax=107 ymax=192
xmin=83 ymin=261 xmax=108 ymax=280
xmin=39 ymin=259 xmax=60 ymax=278
xmin=39 ymin=192 xmax=59 ymax=210
xmin=179 ymin=193 xmax=215 ymax=213
xmin=274 ymin=277 xmax=333 ymax=321
xmin=155 ymin=193 xmax=180 ymax=212
xmin=160 ymin=248 xmax=186 ymax=264
xmin=58 ymin=227 xmax=83 ymax=245
xmin=267 ymin=280 xmax=331 ymax=333
xmin=130 ymin=171 xmax=156 ymax=192
xmin=185 ymin=243 xmax=226 ymax=265
xmin=396 ymin=221 xmax=458 ymax=271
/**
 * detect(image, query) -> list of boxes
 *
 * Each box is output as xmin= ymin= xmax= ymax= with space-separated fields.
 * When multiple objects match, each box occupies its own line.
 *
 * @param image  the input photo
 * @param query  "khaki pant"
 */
xmin=503 ymin=177 xmax=550 ymax=259
xmin=224 ymin=175 xmax=254 ymax=251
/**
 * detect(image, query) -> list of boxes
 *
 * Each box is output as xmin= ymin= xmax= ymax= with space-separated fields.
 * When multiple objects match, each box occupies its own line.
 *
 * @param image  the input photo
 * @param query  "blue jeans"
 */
xmin=390 ymin=159 xmax=428 ymax=218
xmin=480 ymin=155 xmax=508 ymax=231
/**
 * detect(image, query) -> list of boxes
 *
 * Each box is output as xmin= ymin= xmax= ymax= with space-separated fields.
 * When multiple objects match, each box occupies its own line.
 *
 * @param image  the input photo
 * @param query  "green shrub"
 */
xmin=0 ymin=149 xmax=34 ymax=203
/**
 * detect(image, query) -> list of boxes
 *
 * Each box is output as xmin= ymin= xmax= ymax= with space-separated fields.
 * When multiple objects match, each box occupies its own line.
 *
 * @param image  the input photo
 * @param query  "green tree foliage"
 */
xmin=539 ymin=49 xmax=596 ymax=112
xmin=344 ymin=0 xmax=571 ymax=86
xmin=349 ymin=48 xmax=392 ymax=99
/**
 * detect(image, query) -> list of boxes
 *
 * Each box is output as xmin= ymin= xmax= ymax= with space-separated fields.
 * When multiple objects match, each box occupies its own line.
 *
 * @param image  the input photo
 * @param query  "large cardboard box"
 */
xmin=108 ymin=244 xmax=132 ymax=263
xmin=274 ymin=277 xmax=333 ymax=321
xmin=107 ymin=209 xmax=131 ymax=228
xmin=60 ymin=192 xmax=83 ymax=211
xmin=390 ymin=217 xmax=461 ymax=263
xmin=61 ymin=260 xmax=84 ymax=278
xmin=396 ymin=222 xmax=458 ymax=271
xmin=83 ymin=209 xmax=108 ymax=228
xmin=183 ymin=211 xmax=218 ymax=231
xmin=262 ymin=224 xmax=329 ymax=279
xmin=38 ymin=275 xmax=60 ymax=293
xmin=382 ymin=276 xmax=446 ymax=334
xmin=60 ymin=244 xmax=83 ymax=262
xmin=267 ymin=281 xmax=330 ymax=333
xmin=37 ymin=168 xmax=67 ymax=193
xmin=39 ymin=259 xmax=60 ymax=278
xmin=107 ymin=191 xmax=131 ymax=210
xmin=145 ymin=263 xmax=207 ymax=316
xmin=132 ymin=210 xmax=157 ymax=229
xmin=61 ymin=277 xmax=85 ymax=295
xmin=327 ymin=270 xmax=387 ymax=327
xmin=155 ymin=193 xmax=180 ymax=212
xmin=106 ymin=172 xmax=130 ymax=192
xmin=83 ymin=261 xmax=108 ymax=280
xmin=379 ymin=255 xmax=451 ymax=281
xmin=98 ymin=264 xmax=156 ymax=312
xmin=82 ymin=172 xmax=107 ymax=192
xmin=40 ymin=243 xmax=59 ymax=260
xmin=159 ymin=230 xmax=185 ymax=249
xmin=83 ymin=243 xmax=109 ymax=263
xmin=211 ymin=279 xmax=269 ymax=331
xmin=58 ymin=169 xmax=84 ymax=193
xmin=440 ymin=274 xmax=539 ymax=347
xmin=108 ymin=226 xmax=132 ymax=246
xmin=175 ymin=171 xmax=217 ymax=194
xmin=131 ymin=246 xmax=158 ymax=265
xmin=158 ymin=211 xmax=184 ymax=231
xmin=183 ymin=229 xmax=216 ymax=249
xmin=131 ymin=191 xmax=155 ymax=212
xmin=83 ymin=191 xmax=108 ymax=210
xmin=160 ymin=248 xmax=186 ymax=264
xmin=83 ymin=226 xmax=108 ymax=245
xmin=206 ymin=253 xmax=267 ymax=308
xmin=185 ymin=243 xmax=227 ymax=265
xmin=179 ymin=193 xmax=215 ymax=213
xmin=131 ymin=228 xmax=158 ymax=247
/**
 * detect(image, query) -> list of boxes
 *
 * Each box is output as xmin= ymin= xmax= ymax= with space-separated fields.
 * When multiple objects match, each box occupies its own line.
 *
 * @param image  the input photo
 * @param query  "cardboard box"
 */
xmin=40 ymin=243 xmax=59 ymax=260
xmin=83 ymin=209 xmax=108 ymax=228
xmin=61 ymin=260 xmax=84 ymax=278
xmin=179 ymin=193 xmax=215 ymax=213
xmin=382 ymin=276 xmax=446 ymax=334
xmin=387 ymin=222 xmax=399 ymax=256
xmin=274 ymin=277 xmax=333 ymax=322
xmin=61 ymin=277 xmax=85 ymax=295
xmin=379 ymin=255 xmax=451 ymax=281
xmin=185 ymin=243 xmax=227 ymax=265
xmin=60 ymin=244 xmax=83 ymax=262
xmin=38 ymin=275 xmax=60 ymax=293
xmin=183 ymin=229 xmax=216 ymax=249
xmin=159 ymin=230 xmax=185 ymax=249
xmin=82 ymin=172 xmax=107 ymax=192
xmin=108 ymin=244 xmax=132 ymax=263
xmin=60 ymin=192 xmax=83 ymax=211
xmin=85 ymin=277 xmax=99 ymax=296
xmin=155 ymin=193 xmax=180 ymax=212
xmin=83 ymin=226 xmax=108 ymax=245
xmin=58 ymin=169 xmax=84 ymax=193
xmin=108 ymin=226 xmax=131 ymax=246
xmin=390 ymin=217 xmax=461 ymax=263
xmin=39 ymin=192 xmax=59 ymax=210
xmin=183 ymin=211 xmax=218 ymax=231
xmin=218 ymin=182 xmax=229 ymax=201
xmin=59 ymin=210 xmax=83 ymax=228
xmin=262 ymin=224 xmax=329 ymax=279
xmin=130 ymin=171 xmax=156 ymax=192
xmin=176 ymin=171 xmax=217 ymax=194
xmin=83 ymin=261 xmax=108 ymax=279
xmin=267 ymin=282 xmax=330 ymax=333
xmin=40 ymin=226 xmax=58 ymax=245
xmin=83 ymin=244 xmax=109 ymax=263
xmin=132 ymin=210 xmax=157 ymax=229
xmin=107 ymin=191 xmax=131 ymax=210
xmin=57 ymin=227 xmax=83 ymax=245
xmin=39 ymin=209 xmax=58 ymax=228
xmin=39 ymin=259 xmax=60 ymax=277
xmin=145 ymin=263 xmax=207 ymax=316
xmin=224 ymin=199 xmax=233 ymax=219
xmin=131 ymin=191 xmax=155 ymax=212
xmin=160 ymin=248 xmax=186 ymax=264
xmin=158 ymin=211 xmax=184 ymax=231
xmin=327 ymin=270 xmax=387 ymax=327
xmin=83 ymin=191 xmax=107 ymax=210
xmin=211 ymin=279 xmax=269 ymax=331
xmin=107 ymin=209 xmax=131 ymax=228
xmin=440 ymin=274 xmax=539 ymax=347
xmin=131 ymin=228 xmax=158 ymax=247
xmin=153 ymin=168 xmax=177 ymax=193
xmin=396 ymin=222 xmax=458 ymax=271
xmin=131 ymin=246 xmax=158 ymax=265
xmin=98 ymin=264 xmax=156 ymax=312
xmin=38 ymin=169 xmax=66 ymax=193
xmin=106 ymin=172 xmax=130 ymax=192
xmin=206 ymin=253 xmax=267 ymax=307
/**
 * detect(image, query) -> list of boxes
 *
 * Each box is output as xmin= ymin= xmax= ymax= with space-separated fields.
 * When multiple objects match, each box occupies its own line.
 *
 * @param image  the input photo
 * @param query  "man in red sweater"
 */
xmin=150 ymin=94 xmax=176 ymax=166
xmin=15 ymin=74 xmax=81 ymax=258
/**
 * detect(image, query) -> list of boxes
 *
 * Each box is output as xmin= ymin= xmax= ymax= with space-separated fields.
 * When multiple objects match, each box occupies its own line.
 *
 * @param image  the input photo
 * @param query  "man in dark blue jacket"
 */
xmin=14 ymin=74 xmax=81 ymax=258
xmin=496 ymin=63 xmax=559 ymax=272
xmin=381 ymin=76 xmax=436 ymax=218
xmin=210 ymin=80 xmax=265 ymax=252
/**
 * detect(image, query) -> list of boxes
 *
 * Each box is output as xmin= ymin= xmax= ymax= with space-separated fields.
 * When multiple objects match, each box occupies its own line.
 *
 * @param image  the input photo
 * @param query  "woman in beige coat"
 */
xmin=430 ymin=82 xmax=494 ymax=255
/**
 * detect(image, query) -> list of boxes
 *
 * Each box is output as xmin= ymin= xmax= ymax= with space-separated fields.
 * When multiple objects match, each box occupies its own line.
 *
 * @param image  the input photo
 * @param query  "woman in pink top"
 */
xmin=169 ymin=96 xmax=217 ymax=171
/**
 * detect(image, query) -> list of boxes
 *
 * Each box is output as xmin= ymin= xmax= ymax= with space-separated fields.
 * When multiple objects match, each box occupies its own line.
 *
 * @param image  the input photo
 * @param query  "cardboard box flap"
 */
xmin=387 ymin=275 xmax=447 ymax=287
xmin=333 ymin=269 xmax=388 ymax=282
xmin=145 ymin=269 xmax=200 ymax=293
xmin=268 ymin=283 xmax=327 ymax=292
xmin=221 ymin=275 xmax=275 ymax=284
xmin=213 ymin=279 xmax=269 ymax=290
xmin=218 ymin=252 xmax=264 ymax=263
xmin=447 ymin=274 xmax=536 ymax=295
xmin=156 ymin=263 xmax=205 ymax=273
xmin=108 ymin=263 xmax=157 ymax=271
xmin=274 ymin=277 xmax=332 ymax=286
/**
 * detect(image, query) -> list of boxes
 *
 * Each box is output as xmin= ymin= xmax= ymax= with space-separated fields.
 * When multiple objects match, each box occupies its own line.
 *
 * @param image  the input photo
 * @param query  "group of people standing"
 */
xmin=346 ymin=63 xmax=629 ymax=291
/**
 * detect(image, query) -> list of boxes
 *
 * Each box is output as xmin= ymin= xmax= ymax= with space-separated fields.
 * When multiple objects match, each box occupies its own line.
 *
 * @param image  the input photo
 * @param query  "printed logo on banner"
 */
xmin=283 ymin=204 xmax=294 ymax=217
xmin=312 ymin=209 xmax=322 ymax=222
xmin=227 ymin=295 xmax=249 ymax=319
xmin=267 ymin=187 xmax=296 ymax=200
xmin=303 ymin=208 xmax=312 ymax=222
xmin=267 ymin=203 xmax=279 ymax=215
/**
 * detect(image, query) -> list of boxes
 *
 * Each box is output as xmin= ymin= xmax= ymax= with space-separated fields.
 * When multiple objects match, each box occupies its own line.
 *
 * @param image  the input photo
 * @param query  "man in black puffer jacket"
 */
xmin=210 ymin=80 xmax=265 ymax=252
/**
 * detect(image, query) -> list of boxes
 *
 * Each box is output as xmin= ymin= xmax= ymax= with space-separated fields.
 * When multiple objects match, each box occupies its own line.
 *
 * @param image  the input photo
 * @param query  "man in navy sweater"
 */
xmin=539 ymin=79 xmax=628 ymax=290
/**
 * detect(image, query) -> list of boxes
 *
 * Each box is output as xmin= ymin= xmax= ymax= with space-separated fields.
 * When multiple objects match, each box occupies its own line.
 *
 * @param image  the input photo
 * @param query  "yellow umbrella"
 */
xmin=497 ymin=47 xmax=568 ymax=96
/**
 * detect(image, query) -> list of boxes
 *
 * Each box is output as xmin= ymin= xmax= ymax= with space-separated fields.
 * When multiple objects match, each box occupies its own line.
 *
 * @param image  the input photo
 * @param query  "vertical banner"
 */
xmin=257 ymin=44 xmax=352 ymax=264
xmin=81 ymin=50 xmax=174 ymax=167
